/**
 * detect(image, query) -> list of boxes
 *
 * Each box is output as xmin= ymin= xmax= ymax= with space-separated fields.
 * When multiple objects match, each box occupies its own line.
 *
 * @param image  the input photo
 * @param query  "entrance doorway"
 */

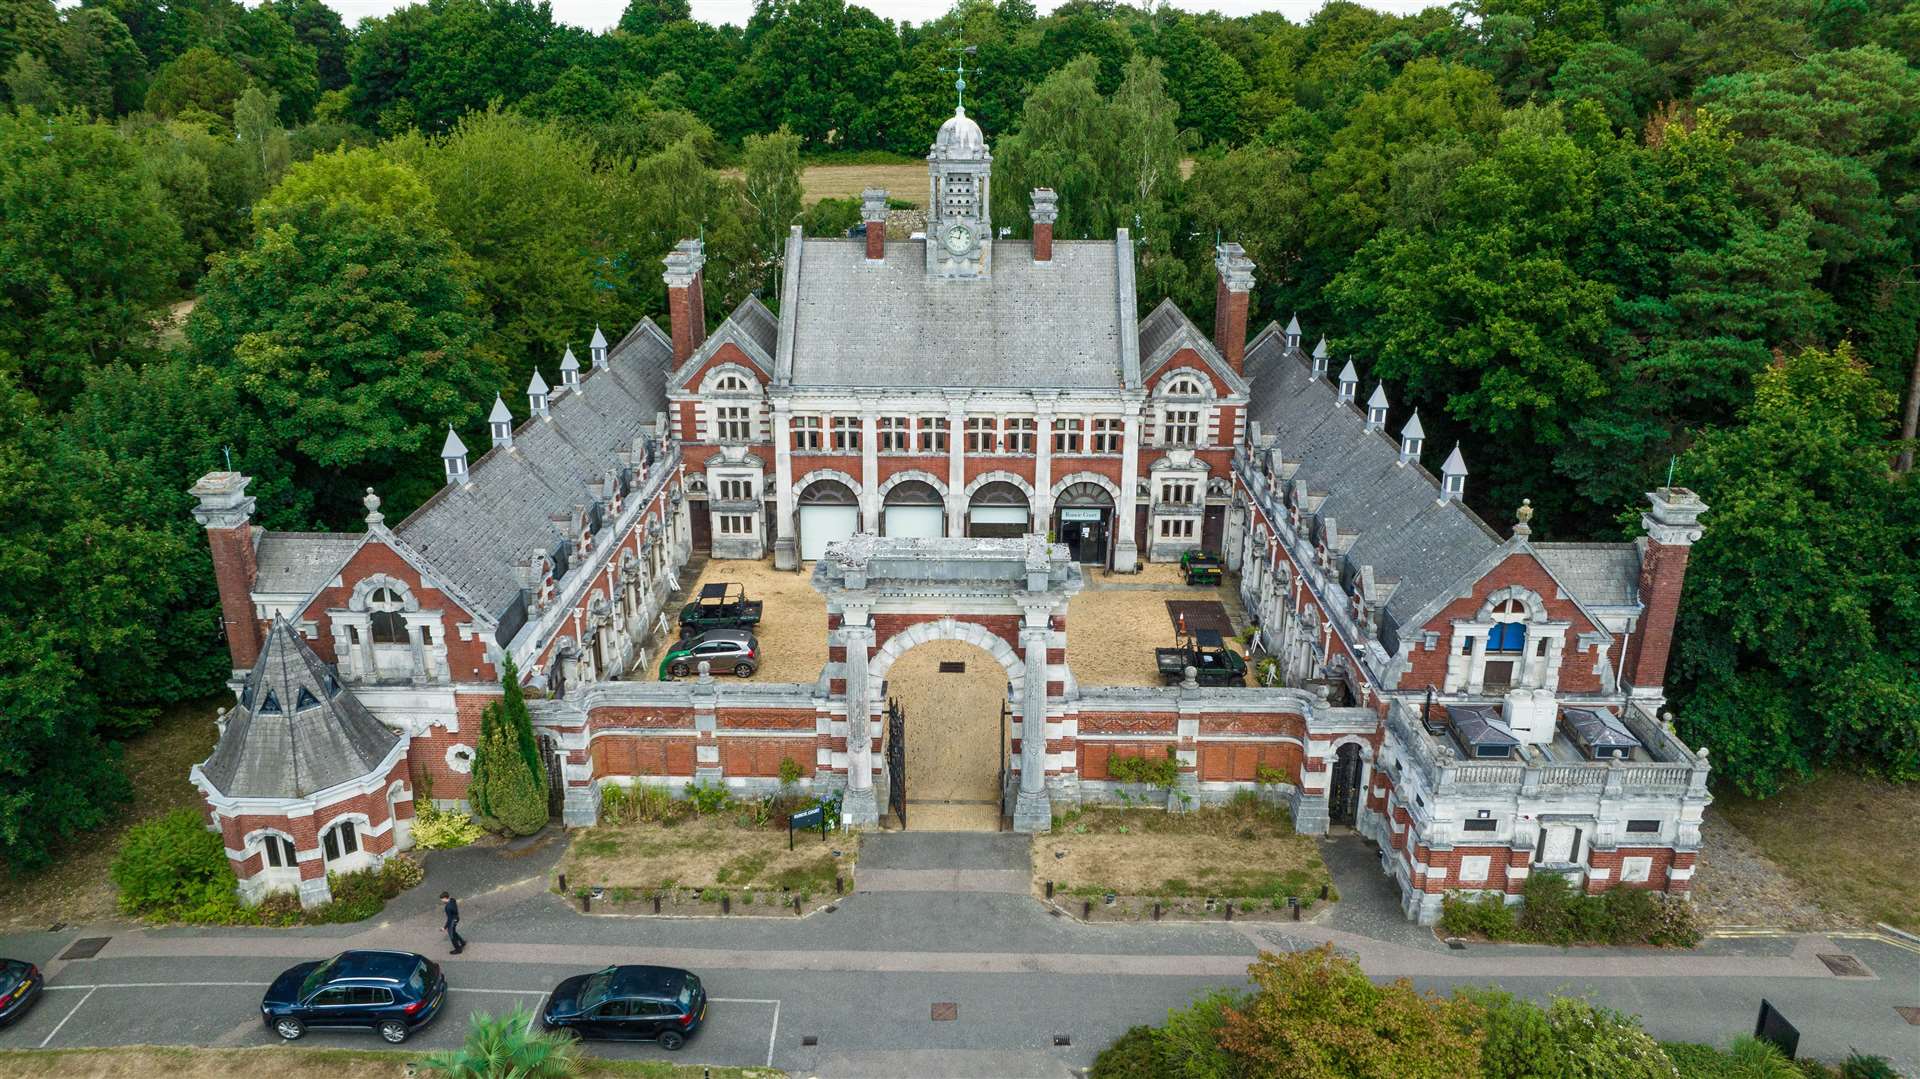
xmin=882 ymin=639 xmax=1010 ymax=831
xmin=882 ymin=479 xmax=945 ymax=538
xmin=966 ymin=481 xmax=1030 ymax=539
xmin=797 ymin=479 xmax=859 ymax=561
xmin=1053 ymin=482 xmax=1113 ymax=567
xmin=1329 ymin=742 xmax=1363 ymax=826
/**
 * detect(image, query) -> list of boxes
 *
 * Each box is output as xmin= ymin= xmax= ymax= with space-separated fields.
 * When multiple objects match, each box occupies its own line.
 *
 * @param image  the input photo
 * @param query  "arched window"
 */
xmin=368 ymin=586 xmax=407 ymax=643
xmin=1161 ymin=375 xmax=1204 ymax=397
xmin=259 ymin=833 xmax=296 ymax=869
xmin=322 ymin=820 xmax=359 ymax=862
xmin=713 ymin=373 xmax=752 ymax=393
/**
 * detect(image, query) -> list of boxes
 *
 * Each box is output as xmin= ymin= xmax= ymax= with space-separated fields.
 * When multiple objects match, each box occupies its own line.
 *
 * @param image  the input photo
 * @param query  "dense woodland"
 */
xmin=0 ymin=0 xmax=1915 ymax=871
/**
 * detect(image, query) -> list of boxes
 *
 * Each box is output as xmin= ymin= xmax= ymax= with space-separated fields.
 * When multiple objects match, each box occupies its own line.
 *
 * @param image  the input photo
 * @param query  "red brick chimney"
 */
xmin=1621 ymin=487 xmax=1708 ymax=693
xmin=662 ymin=238 xmax=707 ymax=365
xmin=861 ymin=187 xmax=888 ymax=261
xmin=1213 ymin=241 xmax=1255 ymax=375
xmin=1030 ymin=188 xmax=1058 ymax=262
xmin=190 ymin=471 xmax=263 ymax=672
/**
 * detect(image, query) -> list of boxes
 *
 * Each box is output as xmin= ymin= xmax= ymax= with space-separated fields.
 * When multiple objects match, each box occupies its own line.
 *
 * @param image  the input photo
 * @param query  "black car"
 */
xmin=0 ymin=960 xmax=42 ymax=1028
xmin=261 ymin=950 xmax=445 ymax=1044
xmin=541 ymin=965 xmax=706 ymax=1050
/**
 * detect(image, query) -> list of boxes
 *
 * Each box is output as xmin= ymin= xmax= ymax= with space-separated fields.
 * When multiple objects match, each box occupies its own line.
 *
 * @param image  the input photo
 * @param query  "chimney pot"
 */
xmin=190 ymin=471 xmax=263 ymax=671
xmin=1212 ymin=241 xmax=1255 ymax=375
xmin=662 ymin=238 xmax=708 ymax=365
xmin=1030 ymin=188 xmax=1058 ymax=262
xmin=1622 ymin=488 xmax=1708 ymax=692
xmin=862 ymin=188 xmax=888 ymax=260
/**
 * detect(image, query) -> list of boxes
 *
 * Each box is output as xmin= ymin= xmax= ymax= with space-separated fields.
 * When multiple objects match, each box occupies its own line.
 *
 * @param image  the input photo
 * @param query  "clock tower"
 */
xmin=927 ymin=103 xmax=991 ymax=279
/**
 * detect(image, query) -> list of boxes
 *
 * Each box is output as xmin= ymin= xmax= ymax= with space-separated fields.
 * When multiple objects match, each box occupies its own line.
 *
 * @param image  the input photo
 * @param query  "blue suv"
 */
xmin=261 ymin=950 xmax=445 ymax=1044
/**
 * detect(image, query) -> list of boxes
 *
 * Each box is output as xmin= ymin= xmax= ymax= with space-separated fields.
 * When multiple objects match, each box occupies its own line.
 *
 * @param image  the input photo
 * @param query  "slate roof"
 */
xmin=1243 ymin=324 xmax=1501 ymax=648
xmin=392 ymin=319 xmax=672 ymax=621
xmin=254 ymin=532 xmax=360 ymax=596
xmin=1137 ymin=299 xmax=1250 ymax=393
xmin=782 ymin=238 xmax=1130 ymax=388
xmin=201 ymin=618 xmax=400 ymax=800
xmin=1533 ymin=543 xmax=1642 ymax=608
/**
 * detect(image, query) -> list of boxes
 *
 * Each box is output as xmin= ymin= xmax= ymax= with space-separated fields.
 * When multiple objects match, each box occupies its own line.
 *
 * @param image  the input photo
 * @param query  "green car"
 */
xmin=1180 ymin=550 xmax=1224 ymax=586
xmin=659 ymin=629 xmax=761 ymax=680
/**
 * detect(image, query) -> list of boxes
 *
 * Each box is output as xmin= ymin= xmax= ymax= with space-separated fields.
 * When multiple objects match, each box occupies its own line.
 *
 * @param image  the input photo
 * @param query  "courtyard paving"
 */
xmin=1067 ymin=562 xmax=1252 ymax=687
xmin=666 ymin=557 xmax=829 ymax=684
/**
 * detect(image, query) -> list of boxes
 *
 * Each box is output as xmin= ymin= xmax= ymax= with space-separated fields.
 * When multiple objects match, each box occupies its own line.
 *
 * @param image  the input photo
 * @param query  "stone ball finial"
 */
xmin=363 ymin=487 xmax=384 ymax=526
xmin=697 ymin=659 xmax=713 ymax=685
xmin=1517 ymin=498 xmax=1534 ymax=524
xmin=1182 ymin=665 xmax=1199 ymax=689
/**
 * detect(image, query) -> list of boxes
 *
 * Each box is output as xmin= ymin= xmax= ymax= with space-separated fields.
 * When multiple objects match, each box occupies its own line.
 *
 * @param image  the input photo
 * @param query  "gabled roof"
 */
xmin=778 ymin=235 xmax=1133 ymax=389
xmin=253 ymin=531 xmax=360 ymax=597
xmin=201 ymin=618 xmax=401 ymax=800
xmin=1137 ymin=299 xmax=1250 ymax=395
xmin=1534 ymin=543 xmax=1642 ymax=609
xmin=670 ymin=296 xmax=777 ymax=390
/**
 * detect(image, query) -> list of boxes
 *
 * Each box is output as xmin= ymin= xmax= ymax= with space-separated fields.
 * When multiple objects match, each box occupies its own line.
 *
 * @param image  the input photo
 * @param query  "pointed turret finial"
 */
xmin=589 ymin=325 xmax=608 ymax=368
xmin=1513 ymin=498 xmax=1534 ymax=539
xmin=527 ymin=368 xmax=551 ymax=418
xmin=1310 ymin=336 xmax=1329 ymax=380
xmin=363 ymin=487 xmax=383 ymax=527
xmin=1336 ymin=360 xmax=1359 ymax=403
xmin=560 ymin=345 xmax=581 ymax=388
xmin=1365 ymin=383 xmax=1389 ymax=431
xmin=488 ymin=394 xmax=514 ymax=448
xmin=1440 ymin=442 xmax=1468 ymax=502
xmin=1398 ymin=410 xmax=1425 ymax=465
xmin=441 ymin=424 xmax=469 ymax=486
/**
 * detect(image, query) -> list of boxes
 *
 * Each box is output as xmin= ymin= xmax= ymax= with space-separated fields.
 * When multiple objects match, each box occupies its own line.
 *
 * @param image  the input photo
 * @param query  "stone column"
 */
xmin=1114 ymin=407 xmax=1142 ymax=571
xmin=841 ymin=615 xmax=879 ymax=825
xmin=859 ymin=405 xmax=879 ymax=531
xmin=772 ymin=398 xmax=798 ymax=569
xmin=1013 ymin=611 xmax=1053 ymax=832
xmin=945 ymin=397 xmax=968 ymax=536
xmin=1033 ymin=396 xmax=1055 ymax=537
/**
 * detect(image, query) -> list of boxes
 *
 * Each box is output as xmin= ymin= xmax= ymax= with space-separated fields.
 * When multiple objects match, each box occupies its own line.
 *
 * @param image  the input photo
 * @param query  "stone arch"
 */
xmin=1048 ymin=471 xmax=1119 ymax=503
xmin=962 ymin=469 xmax=1034 ymax=502
xmin=877 ymin=470 xmax=948 ymax=500
xmin=796 ymin=468 xmax=863 ymax=502
xmin=1152 ymin=368 xmax=1218 ymax=399
xmin=349 ymin=573 xmax=419 ymax=611
xmin=867 ymin=616 xmax=1027 ymax=699
xmin=699 ymin=362 xmax=763 ymax=396
xmin=1479 ymin=585 xmax=1548 ymax=623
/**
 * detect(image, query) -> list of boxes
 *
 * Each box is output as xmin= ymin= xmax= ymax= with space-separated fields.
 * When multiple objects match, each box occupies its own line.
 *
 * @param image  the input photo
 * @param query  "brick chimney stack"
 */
xmin=662 ymin=238 xmax=707 ymax=365
xmin=861 ymin=187 xmax=888 ymax=261
xmin=1030 ymin=188 xmax=1058 ymax=262
xmin=1213 ymin=241 xmax=1255 ymax=375
xmin=190 ymin=471 xmax=263 ymax=673
xmin=1622 ymin=487 xmax=1708 ymax=695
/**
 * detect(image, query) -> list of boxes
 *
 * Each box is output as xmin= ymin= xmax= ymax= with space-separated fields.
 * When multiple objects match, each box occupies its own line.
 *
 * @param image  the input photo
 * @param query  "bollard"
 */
xmin=1152 ymin=902 xmax=1161 ymax=921
xmin=1320 ymin=883 xmax=1329 ymax=901
xmin=558 ymin=873 xmax=567 ymax=893
xmin=794 ymin=896 xmax=803 ymax=915
xmin=836 ymin=875 xmax=845 ymax=895
xmin=1224 ymin=901 xmax=1234 ymax=922
xmin=1083 ymin=899 xmax=1091 ymax=919
xmin=1290 ymin=896 xmax=1301 ymax=921
xmin=721 ymin=894 xmax=731 ymax=915
xmin=1046 ymin=880 xmax=1055 ymax=899
xmin=653 ymin=895 xmax=662 ymax=914
xmin=580 ymin=893 xmax=591 ymax=913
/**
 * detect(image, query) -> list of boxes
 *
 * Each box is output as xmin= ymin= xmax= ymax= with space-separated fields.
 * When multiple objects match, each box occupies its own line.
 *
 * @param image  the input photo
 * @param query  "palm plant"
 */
xmin=420 ymin=1007 xmax=579 ymax=1079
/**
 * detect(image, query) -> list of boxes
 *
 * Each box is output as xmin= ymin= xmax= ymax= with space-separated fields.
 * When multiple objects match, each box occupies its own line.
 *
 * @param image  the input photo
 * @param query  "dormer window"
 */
xmin=714 ymin=373 xmax=751 ymax=394
xmin=295 ymin=686 xmax=319 ymax=710
xmin=258 ymin=690 xmax=282 ymax=715
xmin=1163 ymin=375 xmax=1203 ymax=397
xmin=368 ymin=586 xmax=407 ymax=643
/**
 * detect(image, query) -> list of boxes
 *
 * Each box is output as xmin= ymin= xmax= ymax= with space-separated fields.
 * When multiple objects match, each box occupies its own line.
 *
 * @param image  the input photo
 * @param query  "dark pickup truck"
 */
xmin=1155 ymin=630 xmax=1248 ymax=687
xmin=678 ymin=583 xmax=764 ymax=633
xmin=1180 ymin=550 xmax=1224 ymax=586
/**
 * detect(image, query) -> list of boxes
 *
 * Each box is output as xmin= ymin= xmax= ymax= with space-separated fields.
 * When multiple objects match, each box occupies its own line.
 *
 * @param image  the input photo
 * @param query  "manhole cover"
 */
xmin=60 ymin=937 xmax=110 ymax=960
xmin=1894 ymin=1007 xmax=1919 ymax=1026
xmin=931 ymin=1002 xmax=958 ymax=1021
xmin=1818 ymin=953 xmax=1872 ymax=977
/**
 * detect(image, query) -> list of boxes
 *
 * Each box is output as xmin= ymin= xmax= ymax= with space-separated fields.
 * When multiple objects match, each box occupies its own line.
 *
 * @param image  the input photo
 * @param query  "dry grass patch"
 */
xmin=719 ymin=162 xmax=925 ymax=206
xmin=1 ymin=697 xmax=224 ymax=931
xmin=562 ymin=814 xmax=857 ymax=901
xmin=1715 ymin=772 xmax=1920 ymax=932
xmin=0 ymin=1047 xmax=777 ymax=1079
xmin=1067 ymin=568 xmax=1248 ymax=687
xmin=1039 ymin=798 xmax=1335 ymax=911
xmin=669 ymin=558 xmax=827 ymax=683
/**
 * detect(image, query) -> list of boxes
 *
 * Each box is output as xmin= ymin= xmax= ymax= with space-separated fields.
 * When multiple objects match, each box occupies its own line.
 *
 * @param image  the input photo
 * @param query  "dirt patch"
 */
xmin=2 ymin=697 xmax=225 ymax=931
xmin=1067 ymin=568 xmax=1248 ymax=687
xmin=0 ymin=1047 xmax=776 ymax=1078
xmin=887 ymin=639 xmax=1009 ymax=823
xmin=659 ymin=558 xmax=826 ymax=684
xmin=720 ymin=162 xmax=926 ymax=207
xmin=1714 ymin=772 xmax=1920 ymax=932
xmin=1691 ymin=815 xmax=1833 ymax=930
xmin=560 ymin=813 xmax=858 ymax=904
xmin=1037 ymin=801 xmax=1336 ymax=919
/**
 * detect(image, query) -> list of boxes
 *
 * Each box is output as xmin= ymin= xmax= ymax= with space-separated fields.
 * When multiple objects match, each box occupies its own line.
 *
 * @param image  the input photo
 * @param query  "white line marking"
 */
xmin=43 ymin=982 xmax=270 ymax=990
xmin=765 ymin=998 xmax=780 ymax=1068
xmin=525 ymin=992 xmax=550 ymax=1035
xmin=452 ymin=987 xmax=559 ymax=995
xmin=710 ymin=997 xmax=781 ymax=1004
xmin=40 ymin=986 xmax=95 ymax=1048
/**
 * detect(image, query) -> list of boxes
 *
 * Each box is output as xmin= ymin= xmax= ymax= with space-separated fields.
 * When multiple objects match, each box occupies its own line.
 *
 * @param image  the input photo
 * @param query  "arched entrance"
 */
xmin=967 ymin=481 xmax=1030 ymax=538
xmin=882 ymin=639 xmax=1010 ymax=830
xmin=797 ymin=477 xmax=860 ymax=561
xmin=882 ymin=479 xmax=946 ymax=538
xmin=1053 ymin=481 xmax=1114 ymax=567
xmin=1329 ymin=742 xmax=1364 ymax=827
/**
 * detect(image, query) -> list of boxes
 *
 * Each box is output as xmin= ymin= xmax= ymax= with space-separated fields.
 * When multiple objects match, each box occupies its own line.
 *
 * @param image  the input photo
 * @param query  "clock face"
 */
xmin=943 ymin=223 xmax=973 ymax=255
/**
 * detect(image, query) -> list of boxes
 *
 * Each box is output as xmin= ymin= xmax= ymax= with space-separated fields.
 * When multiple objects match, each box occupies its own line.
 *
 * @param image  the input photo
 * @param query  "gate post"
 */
xmin=841 ymin=617 xmax=880 ymax=826
xmin=1013 ymin=614 xmax=1053 ymax=833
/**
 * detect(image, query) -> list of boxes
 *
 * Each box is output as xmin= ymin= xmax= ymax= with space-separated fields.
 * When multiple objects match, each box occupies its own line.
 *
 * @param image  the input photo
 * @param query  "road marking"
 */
xmin=44 ymin=982 xmax=270 ymax=990
xmin=525 ymin=991 xmax=550 ymax=1035
xmin=453 ymin=987 xmax=556 ymax=995
xmin=40 ymin=986 xmax=96 ymax=1048
xmin=765 ymin=999 xmax=780 ymax=1068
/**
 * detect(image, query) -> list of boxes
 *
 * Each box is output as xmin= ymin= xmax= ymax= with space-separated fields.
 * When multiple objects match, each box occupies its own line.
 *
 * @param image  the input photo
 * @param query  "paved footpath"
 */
xmin=1 ymin=833 xmax=1915 ymax=1077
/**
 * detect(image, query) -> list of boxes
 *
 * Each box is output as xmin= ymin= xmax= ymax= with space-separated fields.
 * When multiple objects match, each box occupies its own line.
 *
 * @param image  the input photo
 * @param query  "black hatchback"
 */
xmin=0 ymin=960 xmax=42 ymax=1028
xmin=541 ymin=965 xmax=707 ymax=1050
xmin=261 ymin=950 xmax=445 ymax=1044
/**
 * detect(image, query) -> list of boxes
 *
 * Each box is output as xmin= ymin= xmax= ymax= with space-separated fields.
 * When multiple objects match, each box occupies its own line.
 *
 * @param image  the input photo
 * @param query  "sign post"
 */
xmin=790 ymin=805 xmax=825 ymax=851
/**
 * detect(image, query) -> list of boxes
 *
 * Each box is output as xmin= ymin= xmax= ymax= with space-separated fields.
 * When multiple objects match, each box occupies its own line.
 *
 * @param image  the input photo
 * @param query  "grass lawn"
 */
xmin=1 ymin=696 xmax=225 ymax=931
xmin=1715 ymin=771 xmax=1920 ymax=932
xmin=561 ymin=814 xmax=857 ymax=902
xmin=1039 ymin=798 xmax=1336 ymax=910
xmin=0 ymin=1046 xmax=779 ymax=1078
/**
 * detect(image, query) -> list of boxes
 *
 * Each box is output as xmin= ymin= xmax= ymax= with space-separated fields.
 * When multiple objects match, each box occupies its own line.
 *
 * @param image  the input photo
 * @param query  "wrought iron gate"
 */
xmin=998 ymin=700 xmax=1011 ymax=826
xmin=1328 ymin=743 xmax=1363 ymax=826
xmin=885 ymin=697 xmax=906 ymax=828
xmin=538 ymin=734 xmax=565 ymax=820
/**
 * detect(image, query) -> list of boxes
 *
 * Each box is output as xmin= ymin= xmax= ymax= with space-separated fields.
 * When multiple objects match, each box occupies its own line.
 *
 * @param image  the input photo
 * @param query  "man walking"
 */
xmin=441 ymin=891 xmax=466 ymax=954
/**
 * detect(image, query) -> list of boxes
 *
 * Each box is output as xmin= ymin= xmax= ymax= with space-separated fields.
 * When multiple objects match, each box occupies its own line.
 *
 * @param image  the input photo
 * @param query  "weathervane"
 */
xmin=943 ymin=44 xmax=980 ymax=111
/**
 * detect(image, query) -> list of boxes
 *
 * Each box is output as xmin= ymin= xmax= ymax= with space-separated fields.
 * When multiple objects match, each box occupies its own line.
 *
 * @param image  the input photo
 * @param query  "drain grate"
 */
xmin=1818 ymin=953 xmax=1872 ymax=977
xmin=60 ymin=937 xmax=111 ymax=960
xmin=1445 ymin=937 xmax=1468 ymax=951
xmin=938 ymin=661 xmax=967 ymax=674
xmin=1895 ymin=1007 xmax=1919 ymax=1026
xmin=1053 ymin=1034 xmax=1072 ymax=1046
xmin=931 ymin=1002 xmax=958 ymax=1021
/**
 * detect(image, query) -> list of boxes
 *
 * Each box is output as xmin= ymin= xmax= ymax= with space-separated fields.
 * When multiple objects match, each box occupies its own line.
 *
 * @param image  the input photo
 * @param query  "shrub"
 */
xmin=778 ymin=756 xmax=806 ymax=788
xmin=1465 ymin=989 xmax=1565 ymax=1079
xmin=686 ymin=780 xmax=733 ymax=815
xmin=1109 ymin=748 xmax=1180 ymax=789
xmin=1090 ymin=1025 xmax=1169 ymax=1079
xmin=412 ymin=803 xmax=485 ymax=850
xmin=599 ymin=782 xmax=687 ymax=825
xmin=483 ymin=726 xmax=548 ymax=836
xmin=1440 ymin=892 xmax=1520 ymax=941
xmin=1545 ymin=998 xmax=1673 ymax=1079
xmin=111 ymin=808 xmax=241 ymax=921
xmin=421 ymin=1006 xmax=578 ymax=1078
xmin=1841 ymin=1055 xmax=1898 ymax=1079
xmin=307 ymin=855 xmax=423 ymax=924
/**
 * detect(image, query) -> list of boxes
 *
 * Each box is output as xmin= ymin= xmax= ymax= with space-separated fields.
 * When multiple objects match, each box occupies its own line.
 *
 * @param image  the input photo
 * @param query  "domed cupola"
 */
xmin=927 ymin=99 xmax=993 ymax=279
xmin=934 ymin=105 xmax=986 ymax=159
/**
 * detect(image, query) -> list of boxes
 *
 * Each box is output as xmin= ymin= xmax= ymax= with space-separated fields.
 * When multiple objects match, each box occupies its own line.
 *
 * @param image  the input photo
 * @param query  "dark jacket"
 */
xmin=443 ymin=897 xmax=460 ymax=928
